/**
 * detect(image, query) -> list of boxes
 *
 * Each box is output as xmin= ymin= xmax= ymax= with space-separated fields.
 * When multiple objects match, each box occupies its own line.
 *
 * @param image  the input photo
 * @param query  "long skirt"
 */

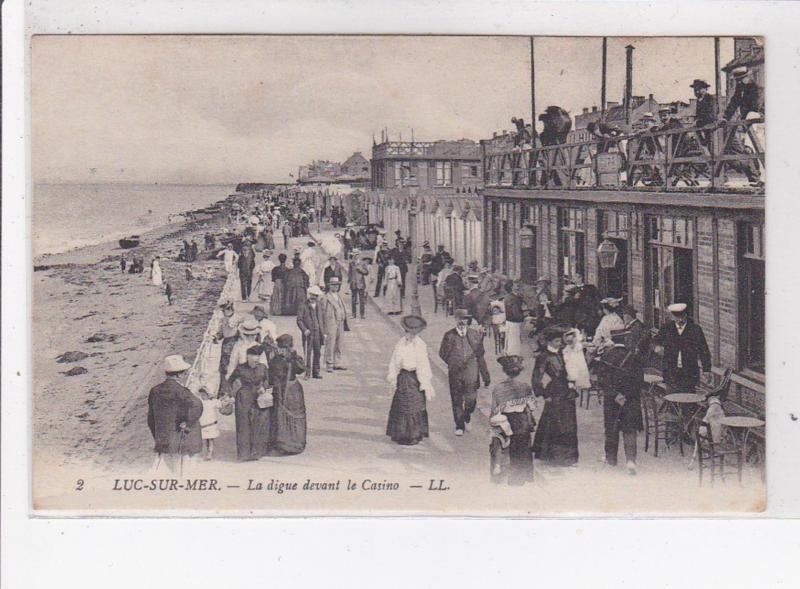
xmin=283 ymin=286 xmax=305 ymax=316
xmin=385 ymin=278 xmax=402 ymax=313
xmin=386 ymin=369 xmax=429 ymax=445
xmin=505 ymin=320 xmax=522 ymax=355
xmin=234 ymin=387 xmax=273 ymax=460
xmin=270 ymin=279 xmax=285 ymax=316
xmin=532 ymin=397 xmax=579 ymax=466
xmin=272 ymin=379 xmax=307 ymax=455
xmin=264 ymin=232 xmax=276 ymax=250
xmin=506 ymin=412 xmax=535 ymax=484
xmin=218 ymin=336 xmax=238 ymax=395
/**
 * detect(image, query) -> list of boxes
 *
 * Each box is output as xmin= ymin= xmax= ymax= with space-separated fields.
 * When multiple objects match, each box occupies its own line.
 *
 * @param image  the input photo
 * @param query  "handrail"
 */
xmin=482 ymin=118 xmax=765 ymax=193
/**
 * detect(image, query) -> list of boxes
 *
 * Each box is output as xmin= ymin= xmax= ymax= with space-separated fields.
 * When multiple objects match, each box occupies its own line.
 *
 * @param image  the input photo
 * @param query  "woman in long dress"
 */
xmin=283 ymin=254 xmax=309 ymax=315
xmin=269 ymin=334 xmax=307 ymax=455
xmin=386 ymin=315 xmax=434 ymax=446
xmin=263 ymin=226 xmax=276 ymax=250
xmin=531 ymin=326 xmax=579 ymax=466
xmin=151 ymin=256 xmax=163 ymax=286
xmin=251 ymin=252 xmax=275 ymax=303
xmin=384 ymin=257 xmax=403 ymax=315
xmin=226 ymin=344 xmax=272 ymax=461
xmin=270 ymin=253 xmax=288 ymax=316
xmin=490 ymin=354 xmax=536 ymax=485
xmin=215 ymin=299 xmax=241 ymax=395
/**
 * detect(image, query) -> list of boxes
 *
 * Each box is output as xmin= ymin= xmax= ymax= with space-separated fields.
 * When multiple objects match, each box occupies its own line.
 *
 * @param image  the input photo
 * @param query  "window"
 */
xmin=559 ymin=207 xmax=587 ymax=284
xmin=393 ymin=161 xmax=417 ymax=187
xmin=435 ymin=161 xmax=452 ymax=186
xmin=646 ymin=214 xmax=695 ymax=328
xmin=738 ymin=222 xmax=765 ymax=373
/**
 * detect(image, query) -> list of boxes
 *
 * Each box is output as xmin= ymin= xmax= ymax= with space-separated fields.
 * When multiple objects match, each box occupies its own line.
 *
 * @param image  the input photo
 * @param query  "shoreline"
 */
xmin=32 ymin=205 xmax=235 ymax=478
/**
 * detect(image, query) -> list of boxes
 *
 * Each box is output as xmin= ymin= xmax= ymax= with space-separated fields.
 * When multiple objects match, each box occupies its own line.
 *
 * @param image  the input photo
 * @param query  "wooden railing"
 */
xmin=482 ymin=118 xmax=765 ymax=193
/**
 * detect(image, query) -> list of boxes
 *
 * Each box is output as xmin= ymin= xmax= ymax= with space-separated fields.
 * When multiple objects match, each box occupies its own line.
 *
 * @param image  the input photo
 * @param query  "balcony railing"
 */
xmin=482 ymin=119 xmax=764 ymax=193
xmin=373 ymin=141 xmax=436 ymax=159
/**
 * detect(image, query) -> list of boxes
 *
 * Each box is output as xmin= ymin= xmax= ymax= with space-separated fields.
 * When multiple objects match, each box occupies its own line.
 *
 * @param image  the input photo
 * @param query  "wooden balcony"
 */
xmin=482 ymin=119 xmax=765 ymax=196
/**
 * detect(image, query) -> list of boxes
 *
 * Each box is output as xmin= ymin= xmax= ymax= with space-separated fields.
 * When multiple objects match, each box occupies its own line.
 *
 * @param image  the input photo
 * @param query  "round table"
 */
xmin=663 ymin=393 xmax=705 ymax=404
xmin=720 ymin=416 xmax=765 ymax=473
xmin=662 ymin=393 xmax=705 ymax=455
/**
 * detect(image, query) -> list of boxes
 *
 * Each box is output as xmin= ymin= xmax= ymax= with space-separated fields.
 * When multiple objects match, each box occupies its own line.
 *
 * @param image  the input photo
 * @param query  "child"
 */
xmin=198 ymin=388 xmax=221 ymax=461
xmin=562 ymin=327 xmax=591 ymax=395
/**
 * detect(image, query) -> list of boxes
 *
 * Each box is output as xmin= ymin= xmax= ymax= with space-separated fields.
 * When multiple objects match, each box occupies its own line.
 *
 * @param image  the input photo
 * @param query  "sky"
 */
xmin=32 ymin=35 xmax=737 ymax=184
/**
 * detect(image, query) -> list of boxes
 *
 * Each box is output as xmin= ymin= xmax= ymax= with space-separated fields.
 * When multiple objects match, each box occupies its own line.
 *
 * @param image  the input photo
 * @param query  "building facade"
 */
xmin=367 ymin=187 xmax=484 ymax=268
xmin=370 ymin=139 xmax=482 ymax=191
xmin=480 ymin=97 xmax=765 ymax=414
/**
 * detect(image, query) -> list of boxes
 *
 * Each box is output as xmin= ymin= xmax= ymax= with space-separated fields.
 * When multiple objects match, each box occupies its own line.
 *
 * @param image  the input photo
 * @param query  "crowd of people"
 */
xmin=145 ymin=190 xmax=722 ymax=488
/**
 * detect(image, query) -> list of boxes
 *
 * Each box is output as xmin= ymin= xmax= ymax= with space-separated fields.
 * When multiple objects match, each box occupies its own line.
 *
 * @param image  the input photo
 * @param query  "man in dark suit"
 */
xmin=439 ymin=309 xmax=491 ymax=436
xmin=373 ymin=243 xmax=390 ymax=297
xmin=296 ymin=286 xmax=326 ymax=379
xmin=691 ymin=79 xmax=717 ymax=130
xmin=653 ymin=302 xmax=711 ymax=395
xmin=238 ymin=238 xmax=256 ymax=301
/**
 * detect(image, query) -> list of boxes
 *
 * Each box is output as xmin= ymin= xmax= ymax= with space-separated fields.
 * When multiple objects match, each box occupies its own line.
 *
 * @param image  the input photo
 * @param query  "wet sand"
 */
xmin=32 ymin=214 xmax=230 ymax=479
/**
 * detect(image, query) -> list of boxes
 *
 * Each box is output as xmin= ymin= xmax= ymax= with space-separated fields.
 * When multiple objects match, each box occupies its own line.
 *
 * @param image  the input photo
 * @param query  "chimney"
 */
xmin=624 ymin=45 xmax=634 ymax=125
xmin=583 ymin=107 xmax=589 ymax=114
xmin=648 ymin=93 xmax=654 ymax=100
xmin=592 ymin=106 xmax=598 ymax=112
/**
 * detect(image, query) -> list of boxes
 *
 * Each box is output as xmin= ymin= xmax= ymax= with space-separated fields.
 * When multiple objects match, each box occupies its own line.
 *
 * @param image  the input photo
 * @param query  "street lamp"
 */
xmin=597 ymin=237 xmax=620 ymax=269
xmin=408 ymin=200 xmax=422 ymax=316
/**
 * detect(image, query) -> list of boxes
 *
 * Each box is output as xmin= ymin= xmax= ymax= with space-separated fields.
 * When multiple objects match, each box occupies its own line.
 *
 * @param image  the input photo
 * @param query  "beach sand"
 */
xmin=32 ymin=214 xmax=230 ymax=481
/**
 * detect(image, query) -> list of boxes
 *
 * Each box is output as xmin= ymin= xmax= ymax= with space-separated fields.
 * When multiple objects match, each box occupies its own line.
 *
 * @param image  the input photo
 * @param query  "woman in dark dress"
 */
xmin=215 ymin=299 xmax=241 ymax=396
xmin=226 ymin=345 xmax=272 ymax=461
xmin=283 ymin=254 xmax=309 ymax=315
xmin=269 ymin=334 xmax=308 ymax=455
xmin=532 ymin=326 xmax=579 ymax=466
xmin=270 ymin=253 xmax=288 ymax=316
xmin=490 ymin=355 xmax=536 ymax=485
xmin=385 ymin=315 xmax=434 ymax=446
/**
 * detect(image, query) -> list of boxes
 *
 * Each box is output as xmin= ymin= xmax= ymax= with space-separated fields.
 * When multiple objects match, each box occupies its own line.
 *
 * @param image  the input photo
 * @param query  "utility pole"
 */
xmin=530 ymin=36 xmax=537 ymax=140
xmin=601 ymin=37 xmax=608 ymax=118
xmin=408 ymin=202 xmax=422 ymax=316
xmin=624 ymin=44 xmax=635 ymax=126
xmin=714 ymin=37 xmax=722 ymax=114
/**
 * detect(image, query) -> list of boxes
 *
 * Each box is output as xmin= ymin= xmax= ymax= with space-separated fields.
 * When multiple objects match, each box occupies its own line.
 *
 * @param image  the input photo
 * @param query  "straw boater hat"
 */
xmin=307 ymin=285 xmax=323 ymax=297
xmin=328 ymin=276 xmax=341 ymax=286
xmin=732 ymin=66 xmax=749 ymax=79
xmin=252 ymin=305 xmax=267 ymax=317
xmin=400 ymin=315 xmax=427 ymax=334
xmin=163 ymin=354 xmax=191 ymax=373
xmin=239 ymin=319 xmax=261 ymax=336
xmin=601 ymin=297 xmax=623 ymax=308
xmin=667 ymin=302 xmax=688 ymax=315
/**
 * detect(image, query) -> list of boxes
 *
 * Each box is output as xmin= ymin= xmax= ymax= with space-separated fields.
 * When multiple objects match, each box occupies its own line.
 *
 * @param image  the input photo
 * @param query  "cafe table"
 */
xmin=662 ymin=393 xmax=706 ymax=455
xmin=720 ymin=415 xmax=766 ymax=475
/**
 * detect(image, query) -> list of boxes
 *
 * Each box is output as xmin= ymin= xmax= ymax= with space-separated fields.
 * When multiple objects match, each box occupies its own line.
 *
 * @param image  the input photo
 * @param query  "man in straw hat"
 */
xmin=653 ymin=302 xmax=711 ymax=395
xmin=297 ymin=285 xmax=326 ymax=379
xmin=723 ymin=65 xmax=764 ymax=186
xmin=322 ymin=276 xmax=348 ymax=372
xmin=439 ymin=309 xmax=491 ymax=436
xmin=148 ymin=354 xmax=203 ymax=473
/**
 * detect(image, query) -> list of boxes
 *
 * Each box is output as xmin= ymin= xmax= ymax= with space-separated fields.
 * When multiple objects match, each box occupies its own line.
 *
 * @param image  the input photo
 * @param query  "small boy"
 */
xmin=198 ymin=388 xmax=221 ymax=461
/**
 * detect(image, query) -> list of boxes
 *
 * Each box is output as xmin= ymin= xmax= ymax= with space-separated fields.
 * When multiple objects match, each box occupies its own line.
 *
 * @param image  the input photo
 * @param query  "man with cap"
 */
xmin=503 ymin=280 xmax=527 ymax=356
xmin=296 ymin=285 xmax=326 ymax=379
xmin=439 ymin=309 xmax=491 ymax=436
xmin=238 ymin=237 xmax=257 ymax=301
xmin=653 ymin=302 xmax=711 ymax=395
xmin=691 ymin=79 xmax=717 ymax=132
xmin=348 ymin=253 xmax=370 ymax=320
xmin=322 ymin=254 xmax=345 ymax=291
xmin=599 ymin=304 xmax=650 ymax=474
xmin=322 ymin=276 xmax=348 ymax=372
xmin=723 ymin=66 xmax=764 ymax=186
xmin=389 ymin=238 xmax=410 ymax=299
xmin=443 ymin=264 xmax=466 ymax=311
xmin=148 ymin=354 xmax=203 ymax=472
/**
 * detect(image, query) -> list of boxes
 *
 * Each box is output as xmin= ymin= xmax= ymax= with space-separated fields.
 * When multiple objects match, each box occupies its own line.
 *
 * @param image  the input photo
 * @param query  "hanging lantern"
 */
xmin=597 ymin=238 xmax=620 ymax=269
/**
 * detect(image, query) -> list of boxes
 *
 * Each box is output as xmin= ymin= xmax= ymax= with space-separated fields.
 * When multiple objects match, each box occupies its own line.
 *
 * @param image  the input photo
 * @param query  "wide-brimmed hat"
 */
xmin=601 ymin=297 xmax=623 ymax=308
xmin=163 ymin=354 xmax=191 ymax=373
xmin=328 ymin=277 xmax=341 ymax=286
xmin=731 ymin=66 xmax=749 ymax=79
xmin=690 ymin=79 xmax=710 ymax=89
xmin=497 ymin=354 xmax=524 ymax=374
xmin=239 ymin=319 xmax=261 ymax=335
xmin=400 ymin=315 xmax=427 ymax=334
xmin=307 ymin=285 xmax=323 ymax=297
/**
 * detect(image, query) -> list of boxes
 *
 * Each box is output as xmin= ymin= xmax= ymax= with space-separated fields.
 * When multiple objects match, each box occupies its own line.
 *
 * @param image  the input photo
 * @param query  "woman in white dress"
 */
xmin=386 ymin=315 xmax=435 ymax=446
xmin=384 ymin=256 xmax=403 ymax=315
xmin=251 ymin=252 xmax=276 ymax=302
xmin=151 ymin=256 xmax=163 ymax=286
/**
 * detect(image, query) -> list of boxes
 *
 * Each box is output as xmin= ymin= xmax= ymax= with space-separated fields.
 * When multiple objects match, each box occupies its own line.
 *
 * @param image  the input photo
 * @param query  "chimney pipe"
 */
xmin=592 ymin=106 xmax=598 ymax=112
xmin=624 ymin=45 xmax=635 ymax=126
xmin=583 ymin=107 xmax=589 ymax=114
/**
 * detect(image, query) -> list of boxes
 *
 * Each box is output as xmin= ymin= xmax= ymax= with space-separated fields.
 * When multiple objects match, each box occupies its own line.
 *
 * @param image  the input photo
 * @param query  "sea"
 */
xmin=33 ymin=183 xmax=235 ymax=257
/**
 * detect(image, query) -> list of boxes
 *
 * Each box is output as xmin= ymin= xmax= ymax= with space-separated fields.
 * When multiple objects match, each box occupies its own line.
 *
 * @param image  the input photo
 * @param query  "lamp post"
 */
xmin=408 ymin=202 xmax=422 ymax=316
xmin=597 ymin=237 xmax=620 ymax=269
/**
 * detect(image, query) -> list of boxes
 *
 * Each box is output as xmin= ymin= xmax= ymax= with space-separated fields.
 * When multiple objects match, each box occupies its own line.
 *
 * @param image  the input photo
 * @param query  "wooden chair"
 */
xmin=580 ymin=373 xmax=603 ymax=409
xmin=696 ymin=426 xmax=743 ymax=486
xmin=641 ymin=387 xmax=681 ymax=457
